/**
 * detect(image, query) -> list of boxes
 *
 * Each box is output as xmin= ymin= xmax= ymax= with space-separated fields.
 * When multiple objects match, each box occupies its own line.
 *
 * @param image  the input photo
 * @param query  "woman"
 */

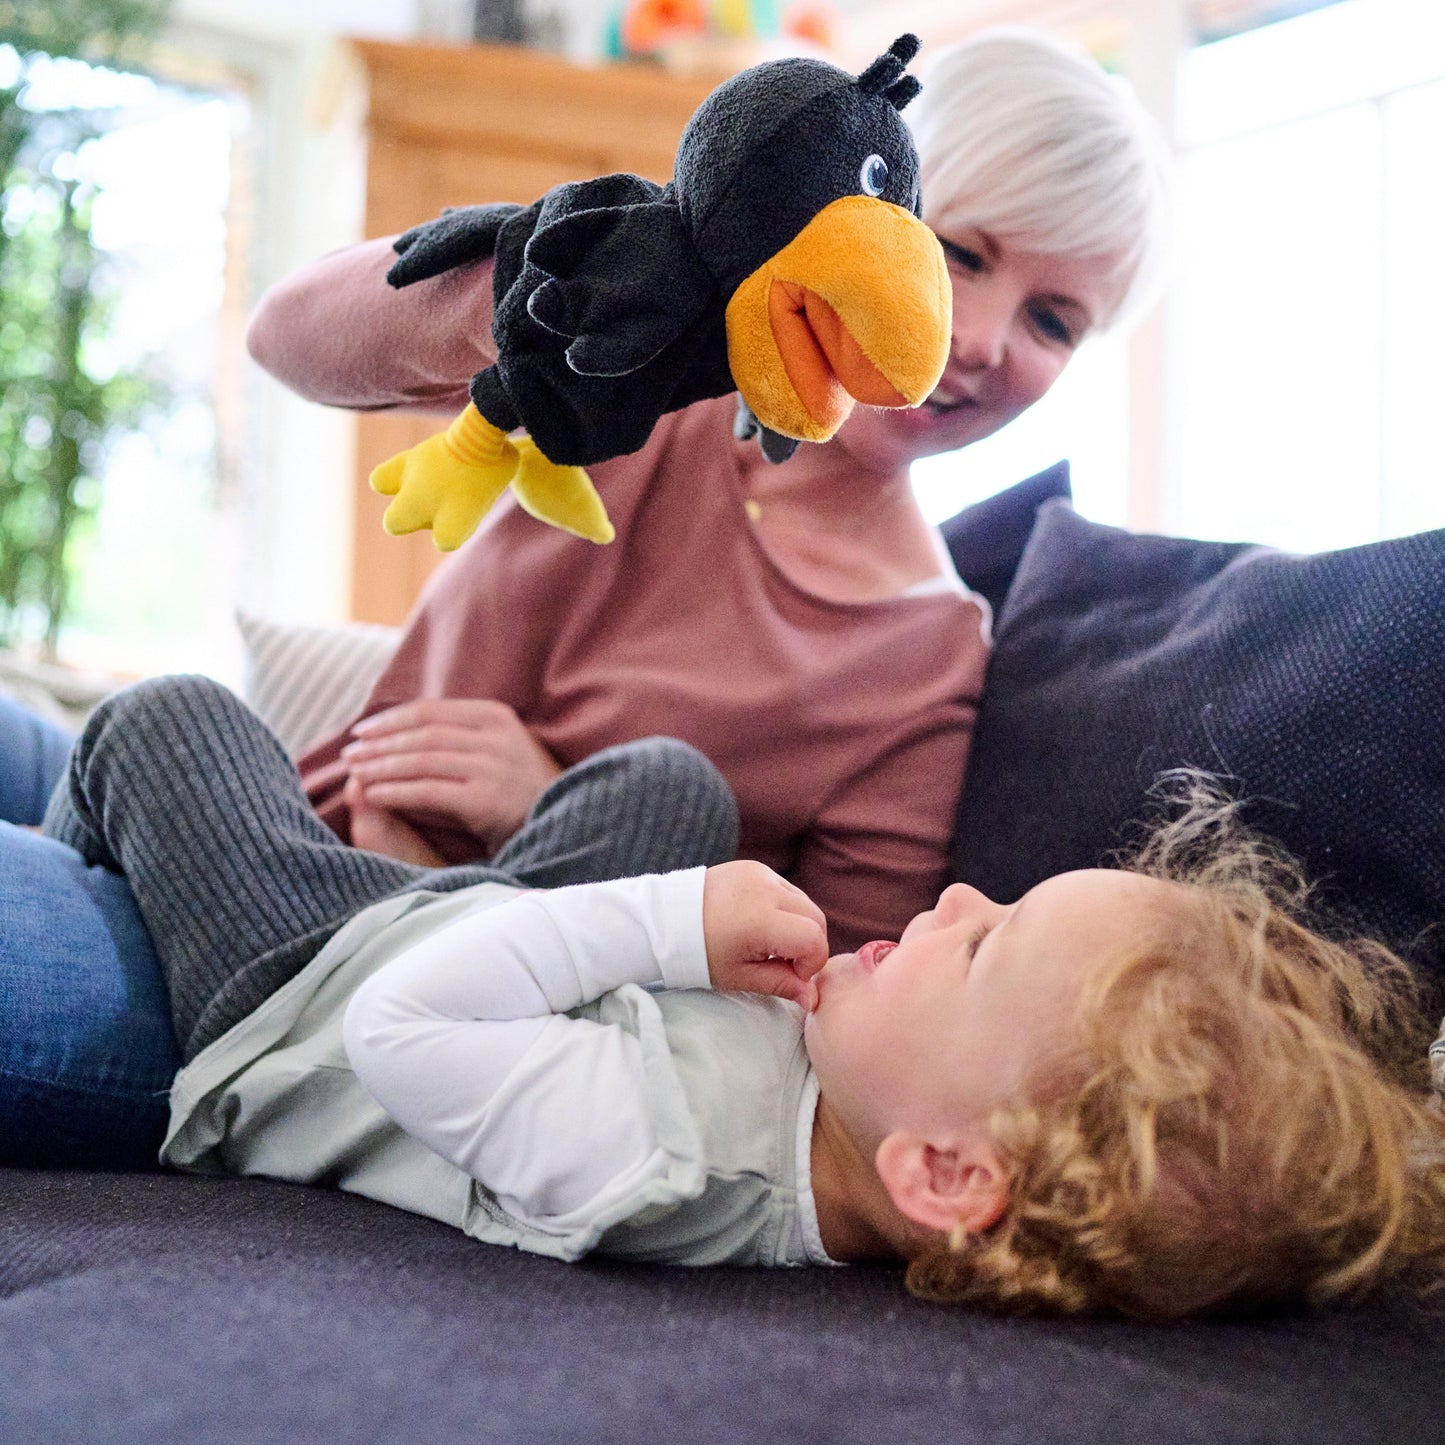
xmin=0 ymin=30 xmax=1169 ymax=1169
xmin=257 ymin=30 xmax=1169 ymax=951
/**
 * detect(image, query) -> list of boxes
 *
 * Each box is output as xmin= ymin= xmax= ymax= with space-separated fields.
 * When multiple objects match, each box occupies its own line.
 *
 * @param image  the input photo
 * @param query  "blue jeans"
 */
xmin=0 ymin=692 xmax=74 ymax=827
xmin=0 ymin=696 xmax=179 ymax=1168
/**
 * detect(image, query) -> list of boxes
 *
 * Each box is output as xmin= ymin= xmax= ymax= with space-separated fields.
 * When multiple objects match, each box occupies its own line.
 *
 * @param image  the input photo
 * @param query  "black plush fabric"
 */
xmin=939 ymin=460 xmax=1072 ymax=619
xmin=5 ymin=1169 xmax=1444 ymax=1445
xmin=951 ymin=502 xmax=1445 ymax=979
xmin=386 ymin=37 xmax=926 ymax=465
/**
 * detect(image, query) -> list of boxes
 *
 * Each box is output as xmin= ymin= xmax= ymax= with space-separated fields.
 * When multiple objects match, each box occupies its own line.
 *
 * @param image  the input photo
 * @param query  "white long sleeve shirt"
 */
xmin=343 ymin=871 xmax=714 ymax=1228
xmin=163 ymin=871 xmax=833 ymax=1267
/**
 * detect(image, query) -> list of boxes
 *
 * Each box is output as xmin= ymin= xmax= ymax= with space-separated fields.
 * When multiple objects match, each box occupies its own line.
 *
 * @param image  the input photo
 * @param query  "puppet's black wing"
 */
xmin=387 ymin=203 xmax=522 ymax=288
xmin=523 ymin=178 xmax=715 ymax=378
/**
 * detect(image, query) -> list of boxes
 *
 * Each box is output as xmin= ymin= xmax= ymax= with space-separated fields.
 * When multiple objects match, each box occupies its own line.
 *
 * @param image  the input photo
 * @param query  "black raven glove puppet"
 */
xmin=372 ymin=34 xmax=950 ymax=550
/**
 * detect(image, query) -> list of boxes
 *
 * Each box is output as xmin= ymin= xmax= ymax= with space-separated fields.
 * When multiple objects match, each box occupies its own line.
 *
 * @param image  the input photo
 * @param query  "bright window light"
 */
xmin=910 ymin=329 xmax=1130 ymax=527
xmin=19 ymin=55 xmax=243 ymax=677
xmin=1170 ymin=0 xmax=1445 ymax=550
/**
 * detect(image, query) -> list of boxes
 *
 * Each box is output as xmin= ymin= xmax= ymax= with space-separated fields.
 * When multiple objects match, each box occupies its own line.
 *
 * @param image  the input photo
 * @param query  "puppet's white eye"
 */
xmin=859 ymin=154 xmax=888 ymax=197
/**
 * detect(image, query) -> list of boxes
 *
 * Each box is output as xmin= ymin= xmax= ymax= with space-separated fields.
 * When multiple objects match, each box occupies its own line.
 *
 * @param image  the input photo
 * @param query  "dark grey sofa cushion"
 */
xmin=939 ymin=460 xmax=1072 ymax=619
xmin=4 ymin=1169 xmax=1444 ymax=1445
xmin=951 ymin=501 xmax=1445 ymax=979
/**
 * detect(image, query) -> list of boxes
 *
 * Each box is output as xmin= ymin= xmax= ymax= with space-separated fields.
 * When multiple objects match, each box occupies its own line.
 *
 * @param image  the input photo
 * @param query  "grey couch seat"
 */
xmin=3 ymin=1169 xmax=1442 ymax=1445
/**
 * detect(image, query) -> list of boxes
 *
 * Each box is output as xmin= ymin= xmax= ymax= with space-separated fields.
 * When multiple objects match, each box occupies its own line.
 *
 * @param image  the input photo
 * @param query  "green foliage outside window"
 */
xmin=0 ymin=0 xmax=172 ymax=656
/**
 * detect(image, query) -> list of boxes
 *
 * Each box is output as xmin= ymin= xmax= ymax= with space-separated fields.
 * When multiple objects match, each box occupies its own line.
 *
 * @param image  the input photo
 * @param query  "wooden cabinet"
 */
xmin=348 ymin=40 xmax=717 ymax=623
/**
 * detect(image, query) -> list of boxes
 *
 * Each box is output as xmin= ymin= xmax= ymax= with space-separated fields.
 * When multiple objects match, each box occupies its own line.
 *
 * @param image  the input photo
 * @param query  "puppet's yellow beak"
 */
xmin=724 ymin=196 xmax=951 ymax=443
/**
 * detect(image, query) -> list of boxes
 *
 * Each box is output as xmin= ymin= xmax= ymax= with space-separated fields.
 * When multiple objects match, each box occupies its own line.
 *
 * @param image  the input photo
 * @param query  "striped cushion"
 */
xmin=236 ymin=610 xmax=401 ymax=760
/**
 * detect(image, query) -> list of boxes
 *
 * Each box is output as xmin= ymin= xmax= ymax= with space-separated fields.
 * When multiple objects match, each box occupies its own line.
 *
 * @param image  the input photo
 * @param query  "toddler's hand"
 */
xmin=701 ymin=861 xmax=829 ymax=1010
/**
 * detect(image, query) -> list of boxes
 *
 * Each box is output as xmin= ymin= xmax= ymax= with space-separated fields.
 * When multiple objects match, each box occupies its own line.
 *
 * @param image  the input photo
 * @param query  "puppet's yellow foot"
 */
xmin=369 ymin=406 xmax=519 ymax=552
xmin=511 ymin=437 xmax=615 ymax=545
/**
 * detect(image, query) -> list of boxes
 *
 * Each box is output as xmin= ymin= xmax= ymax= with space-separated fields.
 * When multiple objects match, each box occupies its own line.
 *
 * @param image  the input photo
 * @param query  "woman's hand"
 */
xmin=701 ymin=860 xmax=829 ymax=1010
xmin=343 ymin=774 xmax=448 ymax=867
xmin=340 ymin=699 xmax=563 ymax=854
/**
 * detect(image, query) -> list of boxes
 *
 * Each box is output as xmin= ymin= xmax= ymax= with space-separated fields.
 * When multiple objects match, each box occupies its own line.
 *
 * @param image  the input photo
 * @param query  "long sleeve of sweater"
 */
xmin=342 ymin=869 xmax=710 ymax=1227
xmin=245 ymin=235 xmax=497 ymax=414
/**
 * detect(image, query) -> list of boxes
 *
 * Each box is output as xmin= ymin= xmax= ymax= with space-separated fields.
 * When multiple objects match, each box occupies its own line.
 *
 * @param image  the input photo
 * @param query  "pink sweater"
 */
xmin=250 ymin=240 xmax=991 ymax=953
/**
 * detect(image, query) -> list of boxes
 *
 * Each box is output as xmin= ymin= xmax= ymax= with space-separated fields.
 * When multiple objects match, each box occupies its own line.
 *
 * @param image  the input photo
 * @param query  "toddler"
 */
xmin=42 ymin=677 xmax=1445 ymax=1320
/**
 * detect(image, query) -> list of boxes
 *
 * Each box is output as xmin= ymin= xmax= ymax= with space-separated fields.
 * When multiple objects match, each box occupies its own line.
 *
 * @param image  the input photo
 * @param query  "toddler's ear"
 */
xmin=874 ymin=1132 xmax=1009 ymax=1237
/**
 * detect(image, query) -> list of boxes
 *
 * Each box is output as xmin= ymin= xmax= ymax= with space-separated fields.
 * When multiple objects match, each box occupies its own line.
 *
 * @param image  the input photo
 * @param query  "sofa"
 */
xmin=4 ymin=464 xmax=1444 ymax=1444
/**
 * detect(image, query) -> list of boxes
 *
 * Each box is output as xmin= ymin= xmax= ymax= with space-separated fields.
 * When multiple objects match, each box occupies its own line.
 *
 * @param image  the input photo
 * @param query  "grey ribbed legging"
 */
xmin=43 ymin=676 xmax=739 ymax=1061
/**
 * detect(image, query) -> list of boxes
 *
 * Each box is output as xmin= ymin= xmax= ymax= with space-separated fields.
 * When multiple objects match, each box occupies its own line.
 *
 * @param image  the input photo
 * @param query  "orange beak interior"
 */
xmin=767 ymin=281 xmax=908 ymax=434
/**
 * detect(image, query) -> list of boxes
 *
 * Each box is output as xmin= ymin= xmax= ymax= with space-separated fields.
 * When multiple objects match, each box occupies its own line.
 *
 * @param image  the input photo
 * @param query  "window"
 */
xmin=0 ymin=45 xmax=244 ymax=676
xmin=64 ymin=76 xmax=245 ymax=677
xmin=1170 ymin=0 xmax=1445 ymax=549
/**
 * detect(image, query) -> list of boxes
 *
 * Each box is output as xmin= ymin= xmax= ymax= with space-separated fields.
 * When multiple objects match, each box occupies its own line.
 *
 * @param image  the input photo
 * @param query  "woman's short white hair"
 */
xmin=907 ymin=29 xmax=1172 ymax=327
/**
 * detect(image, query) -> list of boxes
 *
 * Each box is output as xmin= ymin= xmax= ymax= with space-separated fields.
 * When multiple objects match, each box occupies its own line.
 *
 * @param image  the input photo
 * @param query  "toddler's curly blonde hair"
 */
xmin=908 ymin=779 xmax=1445 ymax=1320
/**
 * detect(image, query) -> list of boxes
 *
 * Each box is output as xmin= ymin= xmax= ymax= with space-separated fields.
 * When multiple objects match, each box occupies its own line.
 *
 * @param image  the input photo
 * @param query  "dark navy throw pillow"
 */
xmin=938 ymin=461 xmax=1071 ymax=620
xmin=951 ymin=501 xmax=1445 ymax=978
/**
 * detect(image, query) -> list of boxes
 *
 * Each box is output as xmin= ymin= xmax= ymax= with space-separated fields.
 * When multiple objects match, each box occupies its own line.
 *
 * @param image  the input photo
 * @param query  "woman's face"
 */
xmin=832 ymin=227 xmax=1109 ymax=472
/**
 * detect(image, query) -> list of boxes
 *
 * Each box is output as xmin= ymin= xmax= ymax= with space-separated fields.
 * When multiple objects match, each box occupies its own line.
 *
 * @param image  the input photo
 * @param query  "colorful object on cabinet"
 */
xmin=370 ymin=35 xmax=951 ymax=550
xmin=780 ymin=1 xmax=835 ymax=51
xmin=611 ymin=0 xmax=784 ymax=57
xmin=619 ymin=0 xmax=707 ymax=57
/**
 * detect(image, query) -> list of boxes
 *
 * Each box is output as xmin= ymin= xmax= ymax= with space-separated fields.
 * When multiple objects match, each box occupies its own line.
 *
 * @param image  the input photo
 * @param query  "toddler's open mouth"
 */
xmin=857 ymin=940 xmax=898 ymax=973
